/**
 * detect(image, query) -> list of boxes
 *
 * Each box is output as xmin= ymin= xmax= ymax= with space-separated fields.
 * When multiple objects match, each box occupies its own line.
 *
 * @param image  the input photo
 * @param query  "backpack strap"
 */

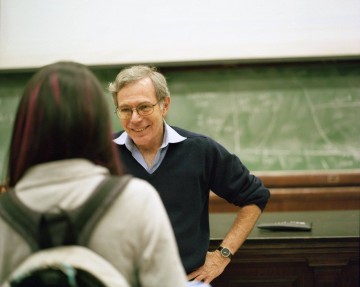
xmin=75 ymin=175 xmax=132 ymax=246
xmin=0 ymin=175 xmax=132 ymax=251
xmin=0 ymin=189 xmax=40 ymax=251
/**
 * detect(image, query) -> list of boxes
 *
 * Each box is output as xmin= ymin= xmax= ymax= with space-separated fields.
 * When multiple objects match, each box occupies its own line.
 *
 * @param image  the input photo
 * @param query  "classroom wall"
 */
xmin=1 ymin=0 xmax=360 ymax=70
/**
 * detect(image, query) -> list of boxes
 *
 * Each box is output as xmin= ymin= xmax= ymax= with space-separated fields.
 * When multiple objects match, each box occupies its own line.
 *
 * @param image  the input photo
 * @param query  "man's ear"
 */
xmin=162 ymin=96 xmax=171 ymax=116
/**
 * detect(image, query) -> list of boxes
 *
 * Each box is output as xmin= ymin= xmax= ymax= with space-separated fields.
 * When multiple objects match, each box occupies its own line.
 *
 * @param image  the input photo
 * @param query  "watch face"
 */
xmin=221 ymin=248 xmax=230 ymax=257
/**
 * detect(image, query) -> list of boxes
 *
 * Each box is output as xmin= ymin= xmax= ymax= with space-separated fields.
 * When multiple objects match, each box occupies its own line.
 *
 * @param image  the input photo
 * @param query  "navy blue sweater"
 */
xmin=114 ymin=126 xmax=270 ymax=273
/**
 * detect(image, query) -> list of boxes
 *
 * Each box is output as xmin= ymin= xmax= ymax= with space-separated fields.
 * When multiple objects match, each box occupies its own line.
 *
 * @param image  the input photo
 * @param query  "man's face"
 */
xmin=116 ymin=77 xmax=170 ymax=151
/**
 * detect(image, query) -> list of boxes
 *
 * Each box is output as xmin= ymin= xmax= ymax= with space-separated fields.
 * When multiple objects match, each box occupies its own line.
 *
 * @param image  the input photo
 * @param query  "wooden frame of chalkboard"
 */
xmin=258 ymin=170 xmax=360 ymax=188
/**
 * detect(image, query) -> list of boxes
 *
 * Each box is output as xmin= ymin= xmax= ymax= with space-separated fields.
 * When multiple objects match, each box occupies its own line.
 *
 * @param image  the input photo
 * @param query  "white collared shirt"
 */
xmin=113 ymin=122 xmax=186 ymax=174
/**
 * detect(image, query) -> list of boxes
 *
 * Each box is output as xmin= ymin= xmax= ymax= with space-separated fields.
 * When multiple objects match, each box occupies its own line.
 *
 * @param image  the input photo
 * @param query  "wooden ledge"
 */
xmin=210 ymin=186 xmax=360 ymax=212
xmin=257 ymin=170 xmax=360 ymax=187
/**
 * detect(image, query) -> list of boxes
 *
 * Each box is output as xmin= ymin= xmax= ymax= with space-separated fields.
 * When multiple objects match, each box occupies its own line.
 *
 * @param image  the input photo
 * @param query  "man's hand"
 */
xmin=187 ymin=205 xmax=261 ymax=284
xmin=187 ymin=250 xmax=230 ymax=284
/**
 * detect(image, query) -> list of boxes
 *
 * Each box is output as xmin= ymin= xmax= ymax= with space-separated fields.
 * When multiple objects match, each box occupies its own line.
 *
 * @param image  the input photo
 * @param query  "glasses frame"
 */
xmin=114 ymin=100 xmax=162 ymax=120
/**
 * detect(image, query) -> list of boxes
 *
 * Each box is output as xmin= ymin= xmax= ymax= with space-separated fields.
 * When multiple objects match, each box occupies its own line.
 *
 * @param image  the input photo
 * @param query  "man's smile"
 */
xmin=132 ymin=126 xmax=149 ymax=132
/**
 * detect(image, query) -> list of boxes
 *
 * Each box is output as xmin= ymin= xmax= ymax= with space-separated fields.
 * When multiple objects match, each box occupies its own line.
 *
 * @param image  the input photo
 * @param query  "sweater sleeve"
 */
xmin=207 ymin=138 xmax=270 ymax=211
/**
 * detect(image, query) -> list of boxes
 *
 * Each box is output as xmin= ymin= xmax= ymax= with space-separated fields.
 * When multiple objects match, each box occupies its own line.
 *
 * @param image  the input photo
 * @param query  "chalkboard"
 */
xmin=0 ymin=73 xmax=28 ymax=179
xmin=1 ymin=61 xmax=359 ymax=179
xmin=164 ymin=61 xmax=360 ymax=172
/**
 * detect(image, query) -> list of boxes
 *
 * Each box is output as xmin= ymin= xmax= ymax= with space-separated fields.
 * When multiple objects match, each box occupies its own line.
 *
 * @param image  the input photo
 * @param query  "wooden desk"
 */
xmin=209 ymin=210 xmax=360 ymax=287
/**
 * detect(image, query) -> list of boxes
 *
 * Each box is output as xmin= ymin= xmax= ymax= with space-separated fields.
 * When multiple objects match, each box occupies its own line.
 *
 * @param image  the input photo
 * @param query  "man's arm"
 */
xmin=187 ymin=204 xmax=261 ymax=284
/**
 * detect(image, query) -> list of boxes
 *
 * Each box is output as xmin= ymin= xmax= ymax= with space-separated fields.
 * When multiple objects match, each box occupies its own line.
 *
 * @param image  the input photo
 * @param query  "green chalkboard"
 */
xmin=163 ymin=61 xmax=360 ymax=172
xmin=1 ymin=61 xmax=359 ymax=179
xmin=0 ymin=73 xmax=28 ymax=179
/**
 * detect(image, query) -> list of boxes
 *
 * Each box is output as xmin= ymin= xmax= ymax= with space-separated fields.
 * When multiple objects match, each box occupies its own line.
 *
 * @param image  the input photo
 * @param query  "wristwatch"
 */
xmin=217 ymin=246 xmax=233 ymax=260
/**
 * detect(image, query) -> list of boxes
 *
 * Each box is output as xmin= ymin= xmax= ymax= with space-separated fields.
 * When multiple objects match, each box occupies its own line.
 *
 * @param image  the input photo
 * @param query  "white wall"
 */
xmin=1 ymin=0 xmax=359 ymax=70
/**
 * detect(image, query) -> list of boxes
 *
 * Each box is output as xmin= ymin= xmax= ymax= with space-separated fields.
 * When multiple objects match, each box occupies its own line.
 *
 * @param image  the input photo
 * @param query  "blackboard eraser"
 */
xmin=257 ymin=221 xmax=312 ymax=231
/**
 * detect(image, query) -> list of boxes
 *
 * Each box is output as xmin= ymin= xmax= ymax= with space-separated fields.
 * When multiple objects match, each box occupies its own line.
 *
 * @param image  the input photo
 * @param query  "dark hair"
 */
xmin=6 ymin=61 xmax=123 ymax=187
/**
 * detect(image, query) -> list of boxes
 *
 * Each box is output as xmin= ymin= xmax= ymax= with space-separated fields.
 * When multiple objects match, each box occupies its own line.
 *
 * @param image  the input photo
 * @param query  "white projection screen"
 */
xmin=0 ymin=0 xmax=359 ymax=70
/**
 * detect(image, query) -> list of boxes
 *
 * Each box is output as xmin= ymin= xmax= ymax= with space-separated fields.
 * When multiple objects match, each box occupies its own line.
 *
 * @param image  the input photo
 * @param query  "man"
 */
xmin=109 ymin=65 xmax=270 ymax=284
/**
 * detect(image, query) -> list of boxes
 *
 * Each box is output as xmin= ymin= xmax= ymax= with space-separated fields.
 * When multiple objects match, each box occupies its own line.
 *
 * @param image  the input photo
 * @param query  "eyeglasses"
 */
xmin=114 ymin=100 xmax=161 ymax=120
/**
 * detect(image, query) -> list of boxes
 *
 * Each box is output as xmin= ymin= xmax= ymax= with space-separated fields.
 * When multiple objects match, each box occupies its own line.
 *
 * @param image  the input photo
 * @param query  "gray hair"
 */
xmin=108 ymin=65 xmax=170 ymax=107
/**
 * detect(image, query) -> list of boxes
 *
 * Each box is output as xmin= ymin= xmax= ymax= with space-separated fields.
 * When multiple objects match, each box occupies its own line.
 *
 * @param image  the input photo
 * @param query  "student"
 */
xmin=109 ymin=65 xmax=271 ymax=284
xmin=0 ymin=62 xmax=188 ymax=287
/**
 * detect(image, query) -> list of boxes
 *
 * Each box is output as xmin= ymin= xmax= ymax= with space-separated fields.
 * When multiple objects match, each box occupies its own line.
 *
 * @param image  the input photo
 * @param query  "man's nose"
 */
xmin=130 ymin=108 xmax=142 ymax=120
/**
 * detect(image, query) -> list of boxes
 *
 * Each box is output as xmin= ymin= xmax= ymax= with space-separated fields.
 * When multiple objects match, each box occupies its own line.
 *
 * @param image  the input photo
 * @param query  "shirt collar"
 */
xmin=113 ymin=121 xmax=186 ymax=149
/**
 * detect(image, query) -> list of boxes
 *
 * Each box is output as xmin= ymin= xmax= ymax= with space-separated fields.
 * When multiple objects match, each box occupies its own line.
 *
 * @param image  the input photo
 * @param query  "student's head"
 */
xmin=108 ymin=66 xmax=171 ymax=151
xmin=7 ymin=61 xmax=122 ymax=187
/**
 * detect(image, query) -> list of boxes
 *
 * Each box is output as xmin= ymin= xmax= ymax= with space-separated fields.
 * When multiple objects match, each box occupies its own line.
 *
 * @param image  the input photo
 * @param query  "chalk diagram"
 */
xmin=169 ymin=86 xmax=360 ymax=171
